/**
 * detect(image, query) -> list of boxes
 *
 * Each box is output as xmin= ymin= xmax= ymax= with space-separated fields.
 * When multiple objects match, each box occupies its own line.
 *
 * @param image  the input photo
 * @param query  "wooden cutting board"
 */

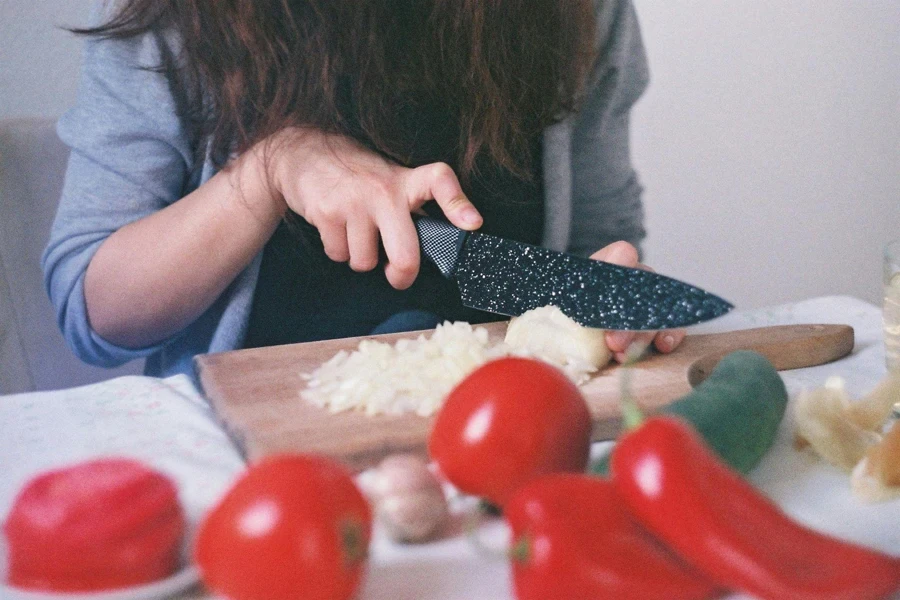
xmin=195 ymin=323 xmax=853 ymax=472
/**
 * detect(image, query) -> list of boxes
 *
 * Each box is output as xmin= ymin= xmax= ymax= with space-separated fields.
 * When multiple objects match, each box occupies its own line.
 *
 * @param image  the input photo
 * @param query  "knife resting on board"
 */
xmin=195 ymin=323 xmax=854 ymax=472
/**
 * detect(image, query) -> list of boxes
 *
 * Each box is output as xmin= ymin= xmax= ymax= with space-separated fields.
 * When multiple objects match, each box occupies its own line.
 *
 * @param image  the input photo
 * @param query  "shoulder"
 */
xmin=590 ymin=0 xmax=648 ymax=76
xmin=82 ymin=0 xmax=184 ymax=72
xmin=570 ymin=0 xmax=649 ymax=122
xmin=58 ymin=2 xmax=196 ymax=170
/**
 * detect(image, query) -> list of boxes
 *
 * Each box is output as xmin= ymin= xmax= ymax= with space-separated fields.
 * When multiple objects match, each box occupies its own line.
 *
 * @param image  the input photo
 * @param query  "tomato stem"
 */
xmin=510 ymin=535 xmax=531 ymax=564
xmin=340 ymin=518 xmax=368 ymax=566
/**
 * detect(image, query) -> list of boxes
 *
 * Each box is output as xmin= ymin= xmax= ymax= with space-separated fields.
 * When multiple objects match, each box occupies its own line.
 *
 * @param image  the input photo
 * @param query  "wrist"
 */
xmin=227 ymin=145 xmax=288 ymax=225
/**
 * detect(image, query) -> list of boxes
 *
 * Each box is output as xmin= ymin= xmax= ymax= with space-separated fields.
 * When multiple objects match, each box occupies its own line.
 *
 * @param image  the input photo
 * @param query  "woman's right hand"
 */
xmin=82 ymin=127 xmax=478 ymax=349
xmin=264 ymin=128 xmax=483 ymax=290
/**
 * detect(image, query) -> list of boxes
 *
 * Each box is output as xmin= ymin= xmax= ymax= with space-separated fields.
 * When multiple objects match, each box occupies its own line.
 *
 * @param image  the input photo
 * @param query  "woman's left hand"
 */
xmin=589 ymin=242 xmax=686 ymax=363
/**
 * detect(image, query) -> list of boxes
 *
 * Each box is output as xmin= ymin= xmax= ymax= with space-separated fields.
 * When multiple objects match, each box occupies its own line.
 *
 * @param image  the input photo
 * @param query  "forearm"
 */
xmin=84 ymin=150 xmax=286 ymax=349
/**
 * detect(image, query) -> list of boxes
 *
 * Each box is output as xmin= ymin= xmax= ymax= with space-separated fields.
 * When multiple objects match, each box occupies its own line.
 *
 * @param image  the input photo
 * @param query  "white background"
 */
xmin=2 ymin=0 xmax=898 ymax=308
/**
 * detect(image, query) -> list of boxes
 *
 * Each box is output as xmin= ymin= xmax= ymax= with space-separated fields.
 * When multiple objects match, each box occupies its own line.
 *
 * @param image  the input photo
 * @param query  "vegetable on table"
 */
xmin=428 ymin=356 xmax=593 ymax=508
xmin=793 ymin=376 xmax=881 ymax=471
xmin=302 ymin=321 xmax=503 ymax=417
xmin=852 ymin=419 xmax=900 ymax=503
xmin=611 ymin=415 xmax=900 ymax=600
xmin=793 ymin=372 xmax=900 ymax=500
xmin=845 ymin=370 xmax=900 ymax=430
xmin=504 ymin=474 xmax=721 ymax=600
xmin=194 ymin=454 xmax=371 ymax=600
xmin=363 ymin=453 xmax=449 ymax=543
xmin=592 ymin=350 xmax=788 ymax=476
xmin=3 ymin=457 xmax=185 ymax=592
xmin=301 ymin=305 xmax=614 ymax=419
xmin=504 ymin=305 xmax=611 ymax=384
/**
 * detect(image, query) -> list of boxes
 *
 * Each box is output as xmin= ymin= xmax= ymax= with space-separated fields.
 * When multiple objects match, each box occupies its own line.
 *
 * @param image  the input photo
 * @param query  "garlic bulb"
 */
xmin=366 ymin=454 xmax=449 ymax=543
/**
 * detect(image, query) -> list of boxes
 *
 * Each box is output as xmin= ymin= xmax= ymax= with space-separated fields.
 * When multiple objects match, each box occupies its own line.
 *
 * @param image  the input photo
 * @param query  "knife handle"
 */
xmin=413 ymin=216 xmax=468 ymax=278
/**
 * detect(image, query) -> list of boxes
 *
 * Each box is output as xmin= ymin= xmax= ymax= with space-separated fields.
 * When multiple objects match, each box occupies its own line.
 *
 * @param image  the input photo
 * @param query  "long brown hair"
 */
xmin=77 ymin=0 xmax=597 ymax=180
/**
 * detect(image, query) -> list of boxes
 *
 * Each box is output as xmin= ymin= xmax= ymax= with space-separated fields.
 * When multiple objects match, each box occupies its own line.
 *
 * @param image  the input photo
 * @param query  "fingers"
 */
xmin=654 ymin=328 xmax=686 ymax=354
xmin=346 ymin=219 xmax=379 ymax=273
xmin=589 ymin=240 xmax=686 ymax=361
xmin=608 ymin=332 xmax=656 ymax=364
xmin=592 ymin=241 xmax=644 ymax=360
xmin=377 ymin=209 xmax=421 ymax=290
xmin=302 ymin=157 xmax=478 ymax=290
xmin=589 ymin=240 xmax=640 ymax=265
xmin=607 ymin=325 xmax=686 ymax=362
xmin=318 ymin=220 xmax=350 ymax=263
xmin=405 ymin=162 xmax=482 ymax=230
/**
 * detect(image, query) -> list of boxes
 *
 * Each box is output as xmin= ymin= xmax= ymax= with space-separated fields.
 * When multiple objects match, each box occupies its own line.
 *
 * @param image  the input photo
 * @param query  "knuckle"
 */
xmin=609 ymin=241 xmax=640 ymax=266
xmin=429 ymin=162 xmax=460 ymax=190
xmin=313 ymin=202 xmax=342 ymax=223
xmin=325 ymin=248 xmax=349 ymax=262
xmin=371 ymin=179 xmax=395 ymax=201
xmin=391 ymin=254 xmax=418 ymax=275
xmin=350 ymin=254 xmax=378 ymax=272
xmin=322 ymin=239 xmax=350 ymax=262
xmin=444 ymin=194 xmax=470 ymax=210
xmin=388 ymin=273 xmax=415 ymax=290
xmin=365 ymin=172 xmax=399 ymax=203
xmin=430 ymin=162 xmax=455 ymax=180
xmin=321 ymin=236 xmax=348 ymax=262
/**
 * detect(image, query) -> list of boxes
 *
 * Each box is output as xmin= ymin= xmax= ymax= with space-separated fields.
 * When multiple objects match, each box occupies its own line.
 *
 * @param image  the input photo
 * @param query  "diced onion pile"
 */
xmin=302 ymin=322 xmax=506 ymax=417
xmin=301 ymin=307 xmax=611 ymax=417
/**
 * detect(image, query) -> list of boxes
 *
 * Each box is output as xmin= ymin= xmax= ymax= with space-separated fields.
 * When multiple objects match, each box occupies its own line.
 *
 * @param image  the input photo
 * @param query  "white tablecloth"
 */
xmin=1 ymin=295 xmax=898 ymax=600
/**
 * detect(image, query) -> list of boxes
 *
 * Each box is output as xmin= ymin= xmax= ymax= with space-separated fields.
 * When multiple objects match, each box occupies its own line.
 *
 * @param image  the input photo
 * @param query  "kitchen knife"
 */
xmin=414 ymin=216 xmax=733 ymax=330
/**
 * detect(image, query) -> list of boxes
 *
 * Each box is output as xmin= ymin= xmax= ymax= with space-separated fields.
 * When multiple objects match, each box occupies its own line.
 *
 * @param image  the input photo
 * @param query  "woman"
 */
xmin=43 ymin=0 xmax=684 ymax=379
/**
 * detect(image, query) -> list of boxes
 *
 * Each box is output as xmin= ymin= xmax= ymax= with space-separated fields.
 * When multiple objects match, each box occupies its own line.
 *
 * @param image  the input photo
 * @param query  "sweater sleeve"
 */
xmin=568 ymin=0 xmax=650 ymax=258
xmin=41 ymin=10 xmax=195 ymax=368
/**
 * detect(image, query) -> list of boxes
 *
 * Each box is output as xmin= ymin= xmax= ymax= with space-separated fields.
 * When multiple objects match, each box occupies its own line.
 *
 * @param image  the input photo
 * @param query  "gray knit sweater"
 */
xmin=42 ymin=0 xmax=649 ymax=378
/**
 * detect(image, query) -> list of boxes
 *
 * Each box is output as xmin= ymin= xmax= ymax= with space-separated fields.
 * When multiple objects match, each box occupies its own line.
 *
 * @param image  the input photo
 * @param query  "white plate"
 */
xmin=1 ymin=566 xmax=200 ymax=600
xmin=1 ymin=513 xmax=202 ymax=600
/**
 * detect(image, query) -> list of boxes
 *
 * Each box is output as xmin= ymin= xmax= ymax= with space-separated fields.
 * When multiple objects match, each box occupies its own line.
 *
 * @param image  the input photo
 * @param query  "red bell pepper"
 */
xmin=504 ymin=473 xmax=722 ymax=600
xmin=611 ymin=416 xmax=900 ymax=600
xmin=4 ymin=457 xmax=186 ymax=592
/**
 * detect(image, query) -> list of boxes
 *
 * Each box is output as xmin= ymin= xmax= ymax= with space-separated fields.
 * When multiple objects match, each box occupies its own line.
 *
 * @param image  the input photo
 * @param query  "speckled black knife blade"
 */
xmin=414 ymin=216 xmax=733 ymax=330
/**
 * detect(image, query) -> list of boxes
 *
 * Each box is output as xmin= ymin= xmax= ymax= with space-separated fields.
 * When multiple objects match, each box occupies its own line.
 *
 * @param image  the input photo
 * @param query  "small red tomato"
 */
xmin=194 ymin=454 xmax=372 ymax=600
xmin=4 ymin=457 xmax=185 ymax=592
xmin=428 ymin=357 xmax=592 ymax=507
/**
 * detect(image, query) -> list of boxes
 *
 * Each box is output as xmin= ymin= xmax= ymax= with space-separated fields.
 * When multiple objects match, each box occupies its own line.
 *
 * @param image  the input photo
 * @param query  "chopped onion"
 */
xmin=504 ymin=305 xmax=611 ymax=385
xmin=301 ymin=322 xmax=505 ymax=417
xmin=301 ymin=307 xmax=612 ymax=416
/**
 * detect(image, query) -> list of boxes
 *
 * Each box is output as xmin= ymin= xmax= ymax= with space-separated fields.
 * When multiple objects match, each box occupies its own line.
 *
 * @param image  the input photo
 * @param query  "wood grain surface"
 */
xmin=195 ymin=323 xmax=853 ymax=471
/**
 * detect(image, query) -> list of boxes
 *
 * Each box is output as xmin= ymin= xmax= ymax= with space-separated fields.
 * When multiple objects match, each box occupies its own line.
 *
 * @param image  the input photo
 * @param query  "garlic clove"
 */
xmin=368 ymin=454 xmax=443 ymax=500
xmin=377 ymin=490 xmax=449 ymax=543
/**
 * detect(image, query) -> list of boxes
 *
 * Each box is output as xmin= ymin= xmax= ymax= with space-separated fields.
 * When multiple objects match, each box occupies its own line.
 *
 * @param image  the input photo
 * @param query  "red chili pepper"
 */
xmin=611 ymin=416 xmax=900 ymax=600
xmin=504 ymin=474 xmax=722 ymax=600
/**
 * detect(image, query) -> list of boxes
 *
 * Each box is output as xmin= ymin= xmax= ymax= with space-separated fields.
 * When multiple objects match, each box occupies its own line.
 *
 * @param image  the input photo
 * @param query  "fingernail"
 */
xmin=462 ymin=207 xmax=481 ymax=226
xmin=660 ymin=334 xmax=675 ymax=353
xmin=607 ymin=331 xmax=632 ymax=351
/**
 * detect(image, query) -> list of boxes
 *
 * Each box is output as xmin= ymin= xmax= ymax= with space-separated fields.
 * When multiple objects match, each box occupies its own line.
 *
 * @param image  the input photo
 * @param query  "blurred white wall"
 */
xmin=633 ymin=0 xmax=900 ymax=308
xmin=0 ymin=1 xmax=86 ymax=119
xmin=2 ymin=0 xmax=898 ymax=308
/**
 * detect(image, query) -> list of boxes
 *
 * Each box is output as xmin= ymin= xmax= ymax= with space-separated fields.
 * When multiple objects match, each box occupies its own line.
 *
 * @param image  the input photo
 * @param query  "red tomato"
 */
xmin=428 ymin=357 xmax=592 ymax=507
xmin=4 ymin=458 xmax=185 ymax=592
xmin=194 ymin=454 xmax=372 ymax=600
